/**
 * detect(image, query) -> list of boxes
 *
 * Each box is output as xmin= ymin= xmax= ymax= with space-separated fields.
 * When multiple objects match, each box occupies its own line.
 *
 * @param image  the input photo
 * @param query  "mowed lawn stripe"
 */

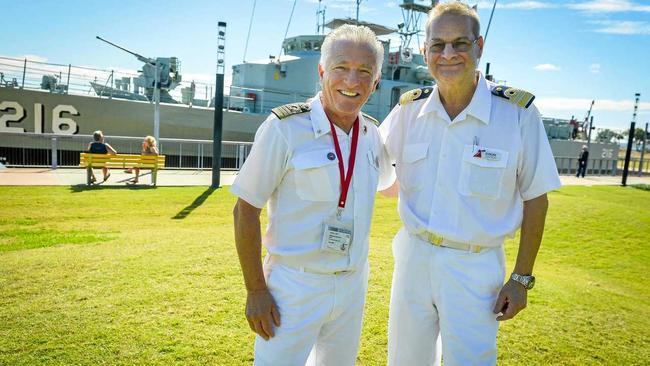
xmin=0 ymin=186 xmax=648 ymax=365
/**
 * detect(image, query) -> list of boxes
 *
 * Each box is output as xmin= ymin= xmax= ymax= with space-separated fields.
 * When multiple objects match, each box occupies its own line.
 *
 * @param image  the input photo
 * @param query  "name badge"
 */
xmin=321 ymin=218 xmax=353 ymax=255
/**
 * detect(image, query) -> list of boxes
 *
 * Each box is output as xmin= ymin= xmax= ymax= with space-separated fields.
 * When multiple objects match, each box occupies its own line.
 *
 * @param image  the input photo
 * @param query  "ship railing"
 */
xmin=227 ymin=85 xmax=313 ymax=115
xmin=0 ymin=56 xmax=215 ymax=104
xmin=554 ymin=156 xmax=623 ymax=176
xmin=0 ymin=132 xmax=252 ymax=171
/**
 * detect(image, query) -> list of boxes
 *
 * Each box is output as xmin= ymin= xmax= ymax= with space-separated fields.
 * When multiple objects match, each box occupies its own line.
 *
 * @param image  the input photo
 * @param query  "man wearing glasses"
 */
xmin=378 ymin=2 xmax=560 ymax=365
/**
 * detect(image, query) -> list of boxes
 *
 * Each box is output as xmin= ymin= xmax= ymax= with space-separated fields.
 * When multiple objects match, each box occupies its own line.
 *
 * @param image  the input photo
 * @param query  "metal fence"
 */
xmin=553 ymin=156 xmax=649 ymax=176
xmin=0 ymin=132 xmax=252 ymax=170
xmin=554 ymin=156 xmax=626 ymax=176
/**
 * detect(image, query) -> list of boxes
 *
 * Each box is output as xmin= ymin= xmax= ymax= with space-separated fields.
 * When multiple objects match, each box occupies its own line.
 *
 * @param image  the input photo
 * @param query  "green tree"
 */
xmin=596 ymin=129 xmax=622 ymax=143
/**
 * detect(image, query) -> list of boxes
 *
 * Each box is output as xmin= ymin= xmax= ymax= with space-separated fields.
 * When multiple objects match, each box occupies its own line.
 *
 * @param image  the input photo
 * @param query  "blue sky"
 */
xmin=1 ymin=0 xmax=649 ymax=131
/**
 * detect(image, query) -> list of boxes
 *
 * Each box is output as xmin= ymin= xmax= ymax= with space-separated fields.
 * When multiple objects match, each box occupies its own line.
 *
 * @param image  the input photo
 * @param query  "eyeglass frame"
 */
xmin=424 ymin=37 xmax=479 ymax=54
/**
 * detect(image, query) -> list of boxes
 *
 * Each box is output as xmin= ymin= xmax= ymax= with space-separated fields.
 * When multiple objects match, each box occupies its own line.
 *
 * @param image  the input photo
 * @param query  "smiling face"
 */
xmin=425 ymin=13 xmax=483 ymax=89
xmin=318 ymin=40 xmax=379 ymax=125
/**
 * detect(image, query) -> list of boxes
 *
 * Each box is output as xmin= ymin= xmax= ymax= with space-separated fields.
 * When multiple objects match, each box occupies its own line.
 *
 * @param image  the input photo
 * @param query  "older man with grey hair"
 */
xmin=231 ymin=24 xmax=394 ymax=365
xmin=379 ymin=2 xmax=560 ymax=365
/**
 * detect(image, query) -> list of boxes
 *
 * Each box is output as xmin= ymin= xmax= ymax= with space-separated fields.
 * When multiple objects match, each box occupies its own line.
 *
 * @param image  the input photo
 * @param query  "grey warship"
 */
xmin=0 ymin=0 xmax=618 ymax=174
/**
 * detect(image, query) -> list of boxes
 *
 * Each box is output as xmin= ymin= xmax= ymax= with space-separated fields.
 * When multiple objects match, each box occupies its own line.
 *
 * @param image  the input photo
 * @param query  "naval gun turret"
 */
xmin=92 ymin=36 xmax=182 ymax=103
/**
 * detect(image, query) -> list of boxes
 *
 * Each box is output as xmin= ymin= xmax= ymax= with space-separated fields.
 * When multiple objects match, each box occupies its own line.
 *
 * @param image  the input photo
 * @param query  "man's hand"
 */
xmin=492 ymin=279 xmax=527 ymax=321
xmin=246 ymin=288 xmax=281 ymax=340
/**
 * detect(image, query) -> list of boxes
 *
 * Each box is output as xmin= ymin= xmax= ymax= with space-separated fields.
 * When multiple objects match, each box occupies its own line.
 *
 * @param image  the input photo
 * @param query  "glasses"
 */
xmin=426 ymin=38 xmax=478 ymax=54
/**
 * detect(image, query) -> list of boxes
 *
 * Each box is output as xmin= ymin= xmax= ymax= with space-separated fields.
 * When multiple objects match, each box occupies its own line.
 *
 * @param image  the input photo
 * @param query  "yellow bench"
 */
xmin=79 ymin=153 xmax=166 ymax=186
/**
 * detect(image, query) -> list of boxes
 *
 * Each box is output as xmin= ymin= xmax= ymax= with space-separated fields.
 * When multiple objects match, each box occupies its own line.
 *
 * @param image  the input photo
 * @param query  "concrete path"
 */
xmin=0 ymin=168 xmax=238 ymax=187
xmin=0 ymin=167 xmax=648 ymax=187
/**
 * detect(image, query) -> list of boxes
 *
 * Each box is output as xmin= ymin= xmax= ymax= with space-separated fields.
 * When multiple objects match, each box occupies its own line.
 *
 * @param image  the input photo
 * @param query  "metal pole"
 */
xmin=587 ymin=115 xmax=594 ymax=149
xmin=22 ymin=58 xmax=26 ymax=88
xmin=66 ymin=64 xmax=71 ymax=93
xmin=639 ymin=122 xmax=648 ymax=176
xmin=51 ymin=137 xmax=58 ymax=169
xmin=622 ymin=93 xmax=640 ymax=186
xmin=622 ymin=122 xmax=635 ymax=186
xmin=212 ymin=21 xmax=227 ymax=188
xmin=154 ymin=62 xmax=161 ymax=143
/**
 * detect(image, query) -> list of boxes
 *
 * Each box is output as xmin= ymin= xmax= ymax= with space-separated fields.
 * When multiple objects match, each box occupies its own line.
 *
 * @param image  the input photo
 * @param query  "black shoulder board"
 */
xmin=399 ymin=86 xmax=434 ymax=105
xmin=271 ymin=103 xmax=311 ymax=120
xmin=362 ymin=112 xmax=380 ymax=126
xmin=491 ymin=85 xmax=535 ymax=109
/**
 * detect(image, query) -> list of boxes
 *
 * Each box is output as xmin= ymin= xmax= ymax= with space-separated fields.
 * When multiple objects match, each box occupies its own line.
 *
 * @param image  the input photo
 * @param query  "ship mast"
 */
xmin=398 ymin=1 xmax=436 ymax=56
xmin=316 ymin=0 xmax=327 ymax=35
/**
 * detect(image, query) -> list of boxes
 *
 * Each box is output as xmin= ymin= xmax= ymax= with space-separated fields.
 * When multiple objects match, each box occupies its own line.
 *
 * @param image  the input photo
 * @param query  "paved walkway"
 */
xmin=0 ymin=168 xmax=238 ymax=186
xmin=0 ymin=167 xmax=648 ymax=187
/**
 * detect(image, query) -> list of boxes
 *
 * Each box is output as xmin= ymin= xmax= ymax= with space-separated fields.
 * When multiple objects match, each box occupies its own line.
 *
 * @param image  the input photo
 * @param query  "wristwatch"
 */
xmin=510 ymin=273 xmax=535 ymax=290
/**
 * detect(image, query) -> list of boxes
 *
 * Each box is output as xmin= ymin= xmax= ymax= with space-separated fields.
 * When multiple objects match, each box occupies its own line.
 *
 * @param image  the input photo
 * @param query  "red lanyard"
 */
xmin=328 ymin=117 xmax=359 ymax=215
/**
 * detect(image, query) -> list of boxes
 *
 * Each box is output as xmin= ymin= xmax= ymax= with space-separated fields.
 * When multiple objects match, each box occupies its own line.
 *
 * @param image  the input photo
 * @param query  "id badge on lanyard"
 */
xmin=320 ymin=117 xmax=359 ymax=256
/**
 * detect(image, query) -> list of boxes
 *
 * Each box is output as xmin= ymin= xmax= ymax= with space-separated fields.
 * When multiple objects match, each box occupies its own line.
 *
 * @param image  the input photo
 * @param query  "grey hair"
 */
xmin=426 ymin=1 xmax=481 ymax=39
xmin=320 ymin=24 xmax=384 ymax=78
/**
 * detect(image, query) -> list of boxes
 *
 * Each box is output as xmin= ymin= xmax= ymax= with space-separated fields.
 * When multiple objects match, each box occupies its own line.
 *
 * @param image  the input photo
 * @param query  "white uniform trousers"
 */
xmin=254 ymin=261 xmax=369 ymax=366
xmin=388 ymin=228 xmax=506 ymax=366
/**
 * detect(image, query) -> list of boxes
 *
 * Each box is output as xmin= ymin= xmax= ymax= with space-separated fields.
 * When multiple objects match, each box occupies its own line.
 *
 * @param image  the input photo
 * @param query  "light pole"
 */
xmin=212 ymin=22 xmax=227 ymax=188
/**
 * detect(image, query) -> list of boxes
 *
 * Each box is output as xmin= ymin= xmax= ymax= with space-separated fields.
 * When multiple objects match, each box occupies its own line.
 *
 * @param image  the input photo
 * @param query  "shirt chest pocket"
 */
xmin=458 ymin=144 xmax=509 ymax=199
xmin=291 ymin=149 xmax=339 ymax=201
xmin=397 ymin=143 xmax=428 ymax=191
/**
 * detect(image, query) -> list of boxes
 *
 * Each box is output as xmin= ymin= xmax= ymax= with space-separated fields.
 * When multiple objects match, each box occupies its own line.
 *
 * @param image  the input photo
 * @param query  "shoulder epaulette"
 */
xmin=271 ymin=102 xmax=311 ymax=120
xmin=491 ymin=85 xmax=535 ymax=109
xmin=399 ymin=87 xmax=433 ymax=105
xmin=362 ymin=112 xmax=380 ymax=126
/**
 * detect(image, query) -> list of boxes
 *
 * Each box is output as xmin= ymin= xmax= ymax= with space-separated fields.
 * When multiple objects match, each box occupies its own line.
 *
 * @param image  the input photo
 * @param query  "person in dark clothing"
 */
xmin=576 ymin=145 xmax=589 ymax=178
xmin=86 ymin=130 xmax=117 ymax=183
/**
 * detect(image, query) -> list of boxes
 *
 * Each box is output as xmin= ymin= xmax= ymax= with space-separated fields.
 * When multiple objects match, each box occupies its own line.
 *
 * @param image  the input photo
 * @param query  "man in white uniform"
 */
xmin=379 ymin=3 xmax=561 ymax=365
xmin=231 ymin=25 xmax=394 ymax=366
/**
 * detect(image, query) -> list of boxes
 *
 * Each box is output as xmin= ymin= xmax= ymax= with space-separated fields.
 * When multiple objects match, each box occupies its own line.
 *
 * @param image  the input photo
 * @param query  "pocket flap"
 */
xmin=292 ymin=149 xmax=338 ymax=170
xmin=462 ymin=144 xmax=508 ymax=168
xmin=402 ymin=143 xmax=429 ymax=163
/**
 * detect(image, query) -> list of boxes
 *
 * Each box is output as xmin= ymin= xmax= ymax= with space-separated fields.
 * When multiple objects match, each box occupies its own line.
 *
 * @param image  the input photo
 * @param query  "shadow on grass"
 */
xmin=631 ymin=184 xmax=650 ymax=191
xmin=69 ymin=184 xmax=157 ymax=193
xmin=172 ymin=187 xmax=217 ymax=219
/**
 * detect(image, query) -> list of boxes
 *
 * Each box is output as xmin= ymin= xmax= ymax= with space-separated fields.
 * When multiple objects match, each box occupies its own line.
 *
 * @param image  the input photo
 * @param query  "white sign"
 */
xmin=0 ymin=101 xmax=78 ymax=135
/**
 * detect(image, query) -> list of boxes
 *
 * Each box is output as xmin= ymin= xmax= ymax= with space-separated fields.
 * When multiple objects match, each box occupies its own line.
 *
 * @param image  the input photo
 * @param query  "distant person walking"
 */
xmin=86 ymin=130 xmax=117 ymax=183
xmin=576 ymin=145 xmax=589 ymax=178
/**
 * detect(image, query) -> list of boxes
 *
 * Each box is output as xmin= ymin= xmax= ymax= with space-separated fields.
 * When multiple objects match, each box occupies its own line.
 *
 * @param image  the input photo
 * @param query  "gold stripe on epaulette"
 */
xmin=271 ymin=102 xmax=311 ymax=119
xmin=491 ymin=86 xmax=535 ymax=109
xmin=399 ymin=87 xmax=433 ymax=105
xmin=362 ymin=112 xmax=379 ymax=126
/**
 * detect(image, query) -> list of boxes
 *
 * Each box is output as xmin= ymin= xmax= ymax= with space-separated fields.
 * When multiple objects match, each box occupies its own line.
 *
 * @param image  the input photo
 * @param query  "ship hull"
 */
xmin=0 ymin=87 xmax=263 ymax=142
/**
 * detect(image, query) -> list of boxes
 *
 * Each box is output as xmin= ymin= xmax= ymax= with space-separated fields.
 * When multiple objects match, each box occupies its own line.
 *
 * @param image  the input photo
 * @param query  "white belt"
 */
xmin=266 ymin=255 xmax=353 ymax=275
xmin=415 ymin=231 xmax=485 ymax=253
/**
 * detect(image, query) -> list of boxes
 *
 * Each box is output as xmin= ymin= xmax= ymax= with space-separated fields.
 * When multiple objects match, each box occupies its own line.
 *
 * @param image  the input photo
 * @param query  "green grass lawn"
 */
xmin=0 ymin=186 xmax=648 ymax=365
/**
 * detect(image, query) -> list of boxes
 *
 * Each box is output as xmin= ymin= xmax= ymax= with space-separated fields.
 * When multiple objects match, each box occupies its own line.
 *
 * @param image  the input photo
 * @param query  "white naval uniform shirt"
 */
xmin=231 ymin=94 xmax=395 ymax=273
xmin=379 ymin=73 xmax=561 ymax=247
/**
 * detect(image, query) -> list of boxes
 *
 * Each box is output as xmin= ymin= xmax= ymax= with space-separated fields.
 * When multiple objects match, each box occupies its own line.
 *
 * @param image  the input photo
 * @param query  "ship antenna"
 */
xmin=478 ymin=0 xmax=497 ymax=69
xmin=243 ymin=0 xmax=258 ymax=63
xmin=483 ymin=0 xmax=498 ymax=45
xmin=316 ymin=0 xmax=327 ymax=35
xmin=278 ymin=0 xmax=299 ymax=61
xmin=355 ymin=0 xmax=365 ymax=24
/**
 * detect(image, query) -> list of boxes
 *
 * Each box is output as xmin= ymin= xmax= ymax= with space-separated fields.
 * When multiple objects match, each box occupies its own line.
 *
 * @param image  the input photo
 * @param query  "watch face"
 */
xmin=527 ymin=276 xmax=535 ymax=289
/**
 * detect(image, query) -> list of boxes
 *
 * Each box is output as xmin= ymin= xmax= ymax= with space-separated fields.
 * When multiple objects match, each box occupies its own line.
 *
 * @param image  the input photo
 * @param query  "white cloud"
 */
xmin=568 ymin=0 xmax=650 ymax=13
xmin=592 ymin=20 xmax=650 ymax=34
xmin=477 ymin=1 xmax=557 ymax=10
xmin=533 ymin=63 xmax=561 ymax=71
xmin=589 ymin=63 xmax=601 ymax=73
xmin=536 ymin=97 xmax=650 ymax=112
